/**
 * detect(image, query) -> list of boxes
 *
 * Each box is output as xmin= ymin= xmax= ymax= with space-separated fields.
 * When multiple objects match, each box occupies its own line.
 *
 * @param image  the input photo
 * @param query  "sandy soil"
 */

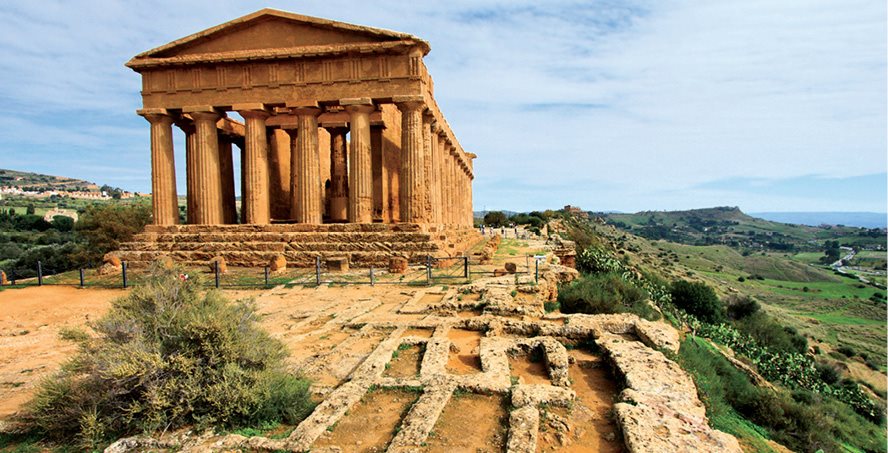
xmin=537 ymin=350 xmax=622 ymax=452
xmin=510 ymin=351 xmax=552 ymax=385
xmin=446 ymin=329 xmax=484 ymax=374
xmin=313 ymin=388 xmax=418 ymax=452
xmin=424 ymin=393 xmax=508 ymax=452
xmin=0 ymin=286 xmax=128 ymax=418
xmin=384 ymin=344 xmax=424 ymax=378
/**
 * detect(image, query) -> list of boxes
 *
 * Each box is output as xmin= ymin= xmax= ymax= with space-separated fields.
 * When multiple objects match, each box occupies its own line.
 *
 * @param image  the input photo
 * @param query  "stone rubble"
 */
xmin=104 ymin=261 xmax=741 ymax=453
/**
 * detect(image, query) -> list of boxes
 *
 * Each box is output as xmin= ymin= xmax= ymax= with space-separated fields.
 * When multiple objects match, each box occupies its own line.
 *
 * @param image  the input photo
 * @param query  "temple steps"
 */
xmin=117 ymin=223 xmax=481 ymax=268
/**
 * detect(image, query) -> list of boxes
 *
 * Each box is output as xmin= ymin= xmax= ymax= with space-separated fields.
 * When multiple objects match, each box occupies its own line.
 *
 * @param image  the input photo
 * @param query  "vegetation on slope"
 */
xmin=0 ymin=202 xmax=150 ymax=279
xmin=17 ymin=265 xmax=313 ymax=449
xmin=602 ymin=206 xmax=886 ymax=252
xmin=554 ymin=211 xmax=886 ymax=452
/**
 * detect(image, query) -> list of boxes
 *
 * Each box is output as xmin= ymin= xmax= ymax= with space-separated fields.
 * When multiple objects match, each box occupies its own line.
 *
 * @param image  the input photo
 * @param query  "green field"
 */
xmin=584 ymin=215 xmax=888 ymax=372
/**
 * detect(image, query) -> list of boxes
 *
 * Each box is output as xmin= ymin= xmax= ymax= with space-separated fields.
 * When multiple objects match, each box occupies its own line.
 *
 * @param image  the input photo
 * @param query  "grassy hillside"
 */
xmin=574 ymin=213 xmax=887 ymax=372
xmin=0 ymin=168 xmax=98 ymax=192
xmin=602 ymin=206 xmax=886 ymax=252
xmin=554 ymin=212 xmax=886 ymax=452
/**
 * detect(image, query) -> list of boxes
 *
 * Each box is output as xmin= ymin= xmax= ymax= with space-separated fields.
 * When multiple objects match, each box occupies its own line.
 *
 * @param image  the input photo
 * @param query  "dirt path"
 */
xmin=0 ymin=286 xmax=127 ymax=418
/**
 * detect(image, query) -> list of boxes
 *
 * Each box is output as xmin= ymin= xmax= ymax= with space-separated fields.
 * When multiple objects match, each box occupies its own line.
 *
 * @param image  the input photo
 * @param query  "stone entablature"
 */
xmin=127 ymin=8 xmax=476 ymax=232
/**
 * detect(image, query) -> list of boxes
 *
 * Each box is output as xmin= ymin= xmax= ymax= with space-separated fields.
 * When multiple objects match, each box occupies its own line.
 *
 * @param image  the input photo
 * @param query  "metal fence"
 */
xmin=0 ymin=255 xmax=544 ymax=290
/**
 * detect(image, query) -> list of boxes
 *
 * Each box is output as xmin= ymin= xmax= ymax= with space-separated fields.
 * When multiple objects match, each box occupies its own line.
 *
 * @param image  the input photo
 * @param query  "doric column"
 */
xmin=394 ymin=96 xmax=427 ymax=223
xmin=174 ymin=120 xmax=197 ymax=224
xmin=441 ymin=146 xmax=449 ymax=225
xmin=219 ymin=135 xmax=237 ymax=224
xmin=289 ymin=105 xmax=322 ymax=224
xmin=429 ymin=122 xmax=442 ymax=224
xmin=342 ymin=98 xmax=375 ymax=223
xmin=184 ymin=108 xmax=223 ymax=225
xmin=467 ymin=171 xmax=475 ymax=227
xmin=236 ymin=105 xmax=271 ymax=224
xmin=463 ymin=163 xmax=470 ymax=226
xmin=450 ymin=146 xmax=459 ymax=226
xmin=139 ymin=109 xmax=178 ymax=225
xmin=436 ymin=133 xmax=448 ymax=225
xmin=325 ymin=124 xmax=349 ymax=222
xmin=421 ymin=111 xmax=434 ymax=223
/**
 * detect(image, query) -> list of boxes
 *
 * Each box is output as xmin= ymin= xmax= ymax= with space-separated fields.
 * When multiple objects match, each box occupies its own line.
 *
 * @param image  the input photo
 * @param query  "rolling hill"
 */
xmin=0 ymin=168 xmax=99 ymax=193
xmin=600 ymin=206 xmax=885 ymax=252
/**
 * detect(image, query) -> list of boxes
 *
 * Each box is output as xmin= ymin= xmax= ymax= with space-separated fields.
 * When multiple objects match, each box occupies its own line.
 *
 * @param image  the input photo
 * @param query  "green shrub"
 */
xmin=669 ymin=280 xmax=725 ymax=323
xmin=675 ymin=337 xmax=881 ymax=453
xmin=816 ymin=363 xmax=841 ymax=385
xmin=70 ymin=202 xmax=151 ymax=266
xmin=725 ymin=295 xmax=759 ymax=320
xmin=733 ymin=312 xmax=807 ymax=354
xmin=558 ymin=272 xmax=660 ymax=321
xmin=837 ymin=345 xmax=857 ymax=357
xmin=21 ymin=264 xmax=313 ymax=447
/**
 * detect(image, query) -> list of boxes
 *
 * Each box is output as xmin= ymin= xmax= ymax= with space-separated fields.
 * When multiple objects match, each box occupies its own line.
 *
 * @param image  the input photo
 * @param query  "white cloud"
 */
xmin=0 ymin=0 xmax=884 ymax=212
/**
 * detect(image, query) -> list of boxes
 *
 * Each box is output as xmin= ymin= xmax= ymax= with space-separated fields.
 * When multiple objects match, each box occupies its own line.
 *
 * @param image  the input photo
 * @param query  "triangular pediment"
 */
xmin=133 ymin=8 xmax=427 ymax=60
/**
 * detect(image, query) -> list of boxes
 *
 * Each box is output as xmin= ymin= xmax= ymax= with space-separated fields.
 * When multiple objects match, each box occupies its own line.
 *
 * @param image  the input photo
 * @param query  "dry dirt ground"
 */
xmin=0 ymin=286 xmax=127 ymax=419
xmin=0 ymin=234 xmax=740 ymax=452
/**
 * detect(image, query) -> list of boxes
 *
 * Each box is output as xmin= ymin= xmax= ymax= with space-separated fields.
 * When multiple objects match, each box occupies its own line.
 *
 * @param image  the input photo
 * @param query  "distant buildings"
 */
xmin=0 ymin=186 xmax=140 ymax=200
xmin=563 ymin=205 xmax=589 ymax=219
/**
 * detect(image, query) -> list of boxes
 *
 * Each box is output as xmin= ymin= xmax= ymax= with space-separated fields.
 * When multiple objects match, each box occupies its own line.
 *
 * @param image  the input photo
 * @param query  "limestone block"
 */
xmin=97 ymin=263 xmax=122 ymax=276
xmin=208 ymin=256 xmax=228 ymax=273
xmin=269 ymin=255 xmax=287 ymax=272
xmin=327 ymin=257 xmax=349 ymax=273
xmin=103 ymin=252 xmax=122 ymax=267
xmin=156 ymin=256 xmax=175 ymax=270
xmin=0 ymin=271 xmax=7 ymax=285
xmin=506 ymin=405 xmax=539 ymax=453
xmin=388 ymin=257 xmax=408 ymax=274
xmin=493 ymin=268 xmax=508 ymax=277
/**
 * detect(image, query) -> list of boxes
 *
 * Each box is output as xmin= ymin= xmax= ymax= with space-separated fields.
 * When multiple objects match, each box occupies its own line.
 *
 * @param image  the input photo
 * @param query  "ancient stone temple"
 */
xmin=118 ymin=9 xmax=479 ymax=267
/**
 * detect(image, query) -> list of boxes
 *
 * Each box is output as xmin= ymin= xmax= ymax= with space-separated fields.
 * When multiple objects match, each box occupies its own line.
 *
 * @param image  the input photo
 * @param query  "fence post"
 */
xmin=426 ymin=256 xmax=432 ymax=285
xmin=10 ymin=271 xmax=15 ymax=286
xmin=264 ymin=266 xmax=270 ymax=288
xmin=463 ymin=256 xmax=469 ymax=279
xmin=315 ymin=256 xmax=321 ymax=286
xmin=79 ymin=268 xmax=85 ymax=287
xmin=122 ymin=261 xmax=128 ymax=288
xmin=526 ymin=255 xmax=530 ymax=273
xmin=534 ymin=258 xmax=539 ymax=283
xmin=370 ymin=266 xmax=375 ymax=286
xmin=37 ymin=261 xmax=43 ymax=286
xmin=214 ymin=260 xmax=220 ymax=289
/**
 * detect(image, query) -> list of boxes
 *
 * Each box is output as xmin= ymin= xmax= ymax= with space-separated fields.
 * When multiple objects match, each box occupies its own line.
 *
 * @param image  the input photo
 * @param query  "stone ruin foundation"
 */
xmin=105 ymin=270 xmax=742 ymax=453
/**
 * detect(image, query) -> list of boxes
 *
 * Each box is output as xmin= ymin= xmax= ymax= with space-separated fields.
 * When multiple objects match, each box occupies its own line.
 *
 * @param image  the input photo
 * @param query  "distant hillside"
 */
xmin=474 ymin=210 xmax=519 ymax=218
xmin=750 ymin=212 xmax=887 ymax=229
xmin=602 ymin=206 xmax=885 ymax=252
xmin=0 ymin=169 xmax=99 ymax=192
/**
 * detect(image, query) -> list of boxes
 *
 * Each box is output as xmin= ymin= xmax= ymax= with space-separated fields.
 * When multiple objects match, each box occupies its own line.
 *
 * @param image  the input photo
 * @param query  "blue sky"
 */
xmin=0 ymin=0 xmax=885 ymax=213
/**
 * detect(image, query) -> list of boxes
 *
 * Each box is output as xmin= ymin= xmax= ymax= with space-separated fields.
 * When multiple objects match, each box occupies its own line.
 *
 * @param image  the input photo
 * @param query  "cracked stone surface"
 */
xmin=94 ymin=262 xmax=739 ymax=453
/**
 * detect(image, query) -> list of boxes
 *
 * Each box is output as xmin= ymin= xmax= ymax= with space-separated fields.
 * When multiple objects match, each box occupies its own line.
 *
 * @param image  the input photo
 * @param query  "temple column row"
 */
xmin=142 ymin=101 xmax=473 ymax=228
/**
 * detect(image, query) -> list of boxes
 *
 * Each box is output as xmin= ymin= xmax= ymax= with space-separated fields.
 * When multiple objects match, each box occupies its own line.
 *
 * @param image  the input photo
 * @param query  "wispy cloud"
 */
xmin=0 ymin=0 xmax=884 ymax=212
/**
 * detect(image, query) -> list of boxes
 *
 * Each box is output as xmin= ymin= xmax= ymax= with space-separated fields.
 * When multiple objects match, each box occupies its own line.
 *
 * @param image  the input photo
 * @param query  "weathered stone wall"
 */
xmin=117 ymin=224 xmax=481 ymax=268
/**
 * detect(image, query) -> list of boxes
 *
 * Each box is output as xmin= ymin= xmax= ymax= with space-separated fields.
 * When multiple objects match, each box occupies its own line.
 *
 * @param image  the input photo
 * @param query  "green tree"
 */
xmin=670 ymin=280 xmax=725 ymax=323
xmin=51 ymin=215 xmax=74 ymax=232
xmin=483 ymin=211 xmax=507 ymax=227
xmin=71 ymin=203 xmax=150 ymax=266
